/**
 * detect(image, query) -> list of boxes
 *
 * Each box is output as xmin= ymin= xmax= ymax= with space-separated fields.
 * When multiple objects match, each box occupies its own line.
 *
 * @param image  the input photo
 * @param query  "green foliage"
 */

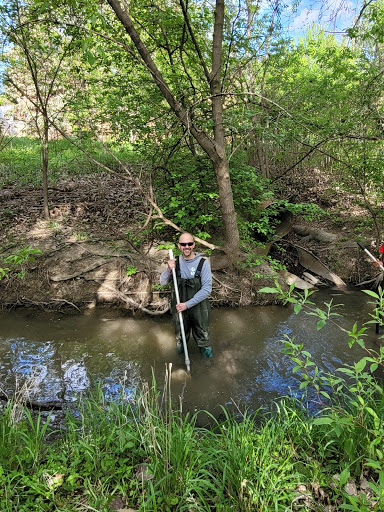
xmin=156 ymin=243 xmax=175 ymax=251
xmin=210 ymin=405 xmax=305 ymax=510
xmin=361 ymin=286 xmax=384 ymax=333
xmin=0 ymin=267 xmax=10 ymax=279
xmin=72 ymin=231 xmax=89 ymax=241
xmin=253 ymin=199 xmax=324 ymax=241
xmin=230 ymin=155 xmax=324 ymax=244
xmin=0 ymin=381 xmax=308 ymax=511
xmin=0 ymin=137 xmax=136 ymax=188
xmin=153 ymin=153 xmax=219 ymax=239
xmin=1 ymin=0 xmax=384 ymax=249
xmin=125 ymin=265 xmax=137 ymax=277
xmin=3 ymin=246 xmax=42 ymax=265
xmin=348 ymin=0 xmax=384 ymax=44
xmin=238 ymin=251 xmax=286 ymax=279
xmin=151 ymin=283 xmax=169 ymax=292
xmin=0 ymin=245 xmax=42 ymax=280
xmin=260 ymin=280 xmax=384 ymax=508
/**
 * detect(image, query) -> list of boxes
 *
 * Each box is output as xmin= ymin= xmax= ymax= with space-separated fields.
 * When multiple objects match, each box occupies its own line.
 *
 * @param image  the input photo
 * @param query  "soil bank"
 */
xmin=0 ymin=175 xmax=380 ymax=313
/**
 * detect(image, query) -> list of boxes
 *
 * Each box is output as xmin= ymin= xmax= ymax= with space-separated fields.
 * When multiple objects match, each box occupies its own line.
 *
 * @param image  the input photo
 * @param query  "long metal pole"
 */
xmin=169 ymin=249 xmax=190 ymax=372
xmin=357 ymin=242 xmax=384 ymax=272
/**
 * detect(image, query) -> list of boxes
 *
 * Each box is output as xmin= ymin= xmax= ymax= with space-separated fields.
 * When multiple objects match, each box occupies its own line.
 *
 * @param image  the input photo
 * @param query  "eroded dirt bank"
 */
xmin=0 ymin=174 xmax=380 ymax=312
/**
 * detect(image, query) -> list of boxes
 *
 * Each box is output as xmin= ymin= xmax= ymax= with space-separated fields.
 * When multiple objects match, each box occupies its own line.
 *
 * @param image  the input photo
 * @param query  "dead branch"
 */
xmin=48 ymin=117 xmax=219 ymax=252
xmin=21 ymin=297 xmax=81 ymax=311
xmin=49 ymin=258 xmax=119 ymax=282
xmin=212 ymin=274 xmax=241 ymax=293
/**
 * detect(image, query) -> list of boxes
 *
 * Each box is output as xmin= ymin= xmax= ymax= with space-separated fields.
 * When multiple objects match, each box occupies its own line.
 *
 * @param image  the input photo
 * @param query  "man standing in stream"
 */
xmin=160 ymin=232 xmax=213 ymax=358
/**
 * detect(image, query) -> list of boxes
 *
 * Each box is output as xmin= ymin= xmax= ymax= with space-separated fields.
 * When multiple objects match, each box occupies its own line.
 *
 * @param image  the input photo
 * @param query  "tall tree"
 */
xmin=105 ymin=0 xmax=240 ymax=261
xmin=1 ymin=0 xmax=75 ymax=219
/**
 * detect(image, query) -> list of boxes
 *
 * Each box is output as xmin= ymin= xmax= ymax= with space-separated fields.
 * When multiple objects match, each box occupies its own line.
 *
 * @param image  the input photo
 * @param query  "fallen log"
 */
xmin=296 ymin=245 xmax=347 ymax=287
xmin=0 ymin=390 xmax=63 ymax=410
xmin=49 ymin=258 xmax=119 ymax=282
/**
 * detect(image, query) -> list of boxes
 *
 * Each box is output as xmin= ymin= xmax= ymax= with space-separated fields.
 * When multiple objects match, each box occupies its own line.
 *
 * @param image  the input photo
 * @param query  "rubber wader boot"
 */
xmin=200 ymin=346 xmax=213 ymax=358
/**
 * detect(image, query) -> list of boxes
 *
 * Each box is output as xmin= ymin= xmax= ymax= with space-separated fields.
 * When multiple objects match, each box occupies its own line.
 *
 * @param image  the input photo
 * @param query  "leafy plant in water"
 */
xmin=363 ymin=287 xmax=384 ymax=333
xmin=260 ymin=281 xmax=384 ymax=508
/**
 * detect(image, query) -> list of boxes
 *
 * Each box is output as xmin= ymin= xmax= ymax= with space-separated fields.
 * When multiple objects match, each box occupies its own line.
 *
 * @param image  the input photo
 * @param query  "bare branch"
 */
xmin=351 ymin=0 xmax=375 ymax=30
xmin=48 ymin=117 xmax=219 ymax=251
xmin=179 ymin=0 xmax=211 ymax=84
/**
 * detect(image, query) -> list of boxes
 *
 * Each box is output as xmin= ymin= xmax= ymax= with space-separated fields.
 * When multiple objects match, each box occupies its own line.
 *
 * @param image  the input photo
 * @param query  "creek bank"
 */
xmin=0 ymin=176 xmax=380 ymax=311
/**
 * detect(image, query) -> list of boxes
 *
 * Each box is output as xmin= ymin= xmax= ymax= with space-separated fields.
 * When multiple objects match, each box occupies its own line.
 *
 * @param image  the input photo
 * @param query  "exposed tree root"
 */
xmin=93 ymin=279 xmax=170 ymax=315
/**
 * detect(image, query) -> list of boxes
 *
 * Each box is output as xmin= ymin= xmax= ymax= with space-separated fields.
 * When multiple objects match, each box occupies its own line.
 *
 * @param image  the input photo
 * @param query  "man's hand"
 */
xmin=373 ymin=259 xmax=383 ymax=268
xmin=176 ymin=302 xmax=188 ymax=312
xmin=168 ymin=259 xmax=176 ymax=272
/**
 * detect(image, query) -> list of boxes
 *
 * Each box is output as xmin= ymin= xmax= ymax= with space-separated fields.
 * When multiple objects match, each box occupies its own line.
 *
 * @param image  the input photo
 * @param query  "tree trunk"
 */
xmin=214 ymin=158 xmax=239 ymax=256
xmin=107 ymin=0 xmax=240 ymax=262
xmin=210 ymin=0 xmax=239 ymax=259
xmin=42 ymin=114 xmax=50 ymax=220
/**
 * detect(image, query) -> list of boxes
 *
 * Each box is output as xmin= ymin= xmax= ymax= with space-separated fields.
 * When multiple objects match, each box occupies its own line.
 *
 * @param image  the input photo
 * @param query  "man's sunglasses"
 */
xmin=179 ymin=242 xmax=194 ymax=247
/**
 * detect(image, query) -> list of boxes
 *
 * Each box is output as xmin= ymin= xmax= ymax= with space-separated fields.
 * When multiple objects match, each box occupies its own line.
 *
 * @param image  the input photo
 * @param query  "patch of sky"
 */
xmin=280 ymin=0 xmax=365 ymax=41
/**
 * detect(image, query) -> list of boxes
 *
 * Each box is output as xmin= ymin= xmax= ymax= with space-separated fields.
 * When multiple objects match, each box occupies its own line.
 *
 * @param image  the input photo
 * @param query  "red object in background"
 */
xmin=380 ymin=243 xmax=384 ymax=254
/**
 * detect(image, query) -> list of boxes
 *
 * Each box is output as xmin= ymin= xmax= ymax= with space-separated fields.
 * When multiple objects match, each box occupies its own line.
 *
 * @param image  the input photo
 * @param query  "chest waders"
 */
xmin=171 ymin=257 xmax=211 ymax=349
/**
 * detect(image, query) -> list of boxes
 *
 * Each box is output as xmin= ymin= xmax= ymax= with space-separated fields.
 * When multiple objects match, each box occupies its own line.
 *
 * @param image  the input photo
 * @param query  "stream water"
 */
xmin=0 ymin=288 xmax=381 ymax=418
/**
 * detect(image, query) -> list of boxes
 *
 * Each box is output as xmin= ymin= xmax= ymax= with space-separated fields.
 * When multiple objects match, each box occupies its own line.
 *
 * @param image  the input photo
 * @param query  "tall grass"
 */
xmin=0 ymin=136 xmax=137 ymax=188
xmin=0 ymin=373 xmax=307 ymax=511
xmin=209 ymin=402 xmax=313 ymax=511
xmin=1 ymin=362 xmax=383 ymax=511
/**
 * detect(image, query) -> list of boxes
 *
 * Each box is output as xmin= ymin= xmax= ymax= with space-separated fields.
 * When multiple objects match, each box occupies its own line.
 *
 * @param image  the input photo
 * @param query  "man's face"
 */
xmin=178 ymin=235 xmax=195 ymax=258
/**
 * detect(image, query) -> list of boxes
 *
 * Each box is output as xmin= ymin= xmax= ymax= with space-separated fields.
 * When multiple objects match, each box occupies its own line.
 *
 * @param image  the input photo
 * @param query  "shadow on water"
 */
xmin=0 ymin=288 xmax=382 ymax=419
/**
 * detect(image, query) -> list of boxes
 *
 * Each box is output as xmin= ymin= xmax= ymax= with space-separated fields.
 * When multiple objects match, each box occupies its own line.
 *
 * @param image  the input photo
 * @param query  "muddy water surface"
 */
xmin=0 ymin=288 xmax=381 ymax=417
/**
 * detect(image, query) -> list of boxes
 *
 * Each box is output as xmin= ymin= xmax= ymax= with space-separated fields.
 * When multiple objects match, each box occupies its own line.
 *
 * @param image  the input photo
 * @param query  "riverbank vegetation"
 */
xmin=1 ymin=1 xmax=384 ymax=306
xmin=1 ymin=3 xmax=384 ymax=509
xmin=1 ymin=288 xmax=384 ymax=511
xmin=1 ymin=0 xmax=384 ymax=255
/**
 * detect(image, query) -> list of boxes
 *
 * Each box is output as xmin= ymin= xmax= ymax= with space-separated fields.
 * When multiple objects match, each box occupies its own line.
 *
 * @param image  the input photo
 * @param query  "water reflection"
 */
xmin=0 ymin=288 xmax=381 ymax=416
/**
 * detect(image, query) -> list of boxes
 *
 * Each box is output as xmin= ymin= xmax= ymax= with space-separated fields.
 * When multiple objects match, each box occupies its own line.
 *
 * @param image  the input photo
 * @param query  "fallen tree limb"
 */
xmin=212 ymin=274 xmax=241 ymax=293
xmin=49 ymin=258 xmax=119 ymax=282
xmin=50 ymin=119 xmax=219 ymax=252
xmin=22 ymin=297 xmax=81 ymax=311
xmin=356 ymin=277 xmax=378 ymax=287
xmin=0 ymin=390 xmax=63 ymax=410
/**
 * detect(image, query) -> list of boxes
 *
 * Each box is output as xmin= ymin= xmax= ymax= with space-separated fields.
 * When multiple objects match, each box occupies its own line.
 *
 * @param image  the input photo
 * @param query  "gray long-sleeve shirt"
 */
xmin=160 ymin=253 xmax=212 ymax=309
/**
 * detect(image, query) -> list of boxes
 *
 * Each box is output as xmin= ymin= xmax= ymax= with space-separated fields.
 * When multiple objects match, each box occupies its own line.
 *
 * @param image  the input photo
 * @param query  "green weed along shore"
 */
xmin=1 ymin=371 xmax=383 ymax=512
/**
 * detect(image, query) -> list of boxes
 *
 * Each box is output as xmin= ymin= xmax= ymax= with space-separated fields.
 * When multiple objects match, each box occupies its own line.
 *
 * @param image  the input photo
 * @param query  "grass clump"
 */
xmin=3 ymin=282 xmax=384 ymax=511
xmin=0 ymin=136 xmax=137 ymax=188
xmin=0 ymin=370 xmax=313 ymax=512
xmin=4 ymin=366 xmax=382 ymax=511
